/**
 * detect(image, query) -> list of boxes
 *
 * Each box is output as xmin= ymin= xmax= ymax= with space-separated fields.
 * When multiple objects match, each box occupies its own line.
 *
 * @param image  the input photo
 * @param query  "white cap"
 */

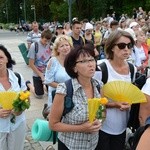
xmin=72 ymin=17 xmax=78 ymax=22
xmin=85 ymin=22 xmax=93 ymax=30
xmin=125 ymin=28 xmax=137 ymax=41
xmin=129 ymin=22 xmax=139 ymax=28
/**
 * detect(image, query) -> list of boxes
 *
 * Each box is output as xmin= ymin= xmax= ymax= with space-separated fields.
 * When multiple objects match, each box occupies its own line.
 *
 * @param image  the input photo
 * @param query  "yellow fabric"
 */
xmin=68 ymin=36 xmax=85 ymax=48
xmin=94 ymin=31 xmax=102 ymax=46
xmin=147 ymin=38 xmax=150 ymax=46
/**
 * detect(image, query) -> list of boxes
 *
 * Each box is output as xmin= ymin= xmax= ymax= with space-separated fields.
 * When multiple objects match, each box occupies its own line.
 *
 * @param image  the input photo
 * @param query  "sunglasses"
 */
xmin=115 ymin=42 xmax=133 ymax=49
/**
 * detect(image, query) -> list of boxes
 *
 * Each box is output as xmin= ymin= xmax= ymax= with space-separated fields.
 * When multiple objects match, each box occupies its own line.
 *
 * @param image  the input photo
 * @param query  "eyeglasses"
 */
xmin=115 ymin=42 xmax=133 ymax=49
xmin=76 ymin=58 xmax=95 ymax=64
xmin=86 ymin=30 xmax=93 ymax=32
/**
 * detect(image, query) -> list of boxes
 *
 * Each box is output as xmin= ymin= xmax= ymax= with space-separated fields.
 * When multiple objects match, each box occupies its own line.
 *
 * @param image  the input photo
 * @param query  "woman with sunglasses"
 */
xmin=96 ymin=30 xmax=136 ymax=150
xmin=49 ymin=43 xmax=102 ymax=150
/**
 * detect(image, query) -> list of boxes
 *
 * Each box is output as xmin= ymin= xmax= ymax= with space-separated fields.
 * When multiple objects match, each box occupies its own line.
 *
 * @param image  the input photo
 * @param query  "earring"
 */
xmin=74 ymin=67 xmax=77 ymax=73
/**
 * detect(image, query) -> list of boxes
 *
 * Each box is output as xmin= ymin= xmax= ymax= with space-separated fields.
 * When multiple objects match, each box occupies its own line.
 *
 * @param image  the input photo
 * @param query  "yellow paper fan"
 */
xmin=0 ymin=91 xmax=18 ymax=109
xmin=102 ymin=81 xmax=146 ymax=104
xmin=88 ymin=98 xmax=100 ymax=123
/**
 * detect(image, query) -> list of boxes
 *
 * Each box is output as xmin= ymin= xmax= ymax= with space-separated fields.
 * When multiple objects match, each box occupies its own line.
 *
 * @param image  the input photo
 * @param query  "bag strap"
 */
xmin=128 ymin=62 xmax=134 ymax=82
xmin=63 ymin=79 xmax=74 ymax=116
xmin=35 ymin=42 xmax=38 ymax=53
xmin=65 ymin=79 xmax=73 ymax=98
xmin=99 ymin=62 xmax=108 ymax=84
xmin=14 ymin=72 xmax=21 ymax=87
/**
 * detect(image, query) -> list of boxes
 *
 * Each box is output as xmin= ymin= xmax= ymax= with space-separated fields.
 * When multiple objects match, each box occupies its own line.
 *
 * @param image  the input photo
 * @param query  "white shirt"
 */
xmin=141 ymin=78 xmax=150 ymax=96
xmin=0 ymin=69 xmax=27 ymax=132
xmin=127 ymin=50 xmax=141 ymax=67
xmin=134 ymin=45 xmax=146 ymax=64
xmin=103 ymin=29 xmax=112 ymax=39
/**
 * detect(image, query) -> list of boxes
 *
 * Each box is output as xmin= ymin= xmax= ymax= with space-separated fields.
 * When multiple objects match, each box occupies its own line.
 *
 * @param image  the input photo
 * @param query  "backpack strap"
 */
xmin=65 ymin=79 xmax=73 ymax=98
xmin=99 ymin=62 xmax=134 ymax=84
xmin=14 ymin=72 xmax=21 ymax=87
xmin=63 ymin=79 xmax=74 ymax=116
xmin=94 ymin=79 xmax=101 ymax=93
xmin=99 ymin=62 xmax=108 ymax=84
xmin=34 ymin=42 xmax=38 ymax=53
xmin=128 ymin=62 xmax=134 ymax=82
xmin=80 ymin=36 xmax=85 ymax=46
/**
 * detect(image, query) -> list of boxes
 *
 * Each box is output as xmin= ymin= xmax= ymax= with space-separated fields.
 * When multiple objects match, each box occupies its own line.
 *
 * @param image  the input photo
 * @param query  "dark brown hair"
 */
xmin=64 ymin=43 xmax=95 ymax=78
xmin=0 ymin=45 xmax=16 ymax=68
xmin=41 ymin=29 xmax=52 ymax=39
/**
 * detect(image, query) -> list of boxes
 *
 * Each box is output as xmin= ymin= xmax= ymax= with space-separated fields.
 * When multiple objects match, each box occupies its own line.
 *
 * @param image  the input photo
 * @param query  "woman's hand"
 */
xmin=11 ymin=110 xmax=23 ymax=116
xmin=39 ymin=73 xmax=45 ymax=82
xmin=0 ymin=107 xmax=12 ymax=118
xmin=117 ymin=102 xmax=131 ymax=111
xmin=106 ymin=101 xmax=131 ymax=110
xmin=81 ymin=119 xmax=101 ymax=133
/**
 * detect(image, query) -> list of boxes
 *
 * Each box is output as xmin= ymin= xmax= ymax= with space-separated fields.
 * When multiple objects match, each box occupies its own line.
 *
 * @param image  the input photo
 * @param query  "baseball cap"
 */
xmin=72 ymin=17 xmax=78 ymax=22
xmin=56 ymin=24 xmax=63 ymax=29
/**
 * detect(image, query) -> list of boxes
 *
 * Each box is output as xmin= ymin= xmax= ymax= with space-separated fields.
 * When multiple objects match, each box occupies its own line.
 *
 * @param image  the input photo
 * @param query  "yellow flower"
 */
xmin=19 ymin=95 xmax=25 ymax=100
xmin=25 ymin=99 xmax=29 ymax=103
xmin=19 ymin=91 xmax=30 ymax=100
xmin=25 ymin=91 xmax=30 ymax=97
xmin=100 ymin=97 xmax=108 ymax=105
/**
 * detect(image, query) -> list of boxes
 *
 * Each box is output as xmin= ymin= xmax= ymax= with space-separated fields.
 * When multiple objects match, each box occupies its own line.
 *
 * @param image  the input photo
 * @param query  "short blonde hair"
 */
xmin=52 ymin=35 xmax=72 ymax=56
xmin=135 ymin=30 xmax=145 ymax=38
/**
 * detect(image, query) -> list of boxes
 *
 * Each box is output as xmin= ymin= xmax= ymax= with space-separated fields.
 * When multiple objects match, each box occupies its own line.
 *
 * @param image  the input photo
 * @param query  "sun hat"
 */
xmin=85 ymin=22 xmax=93 ymax=30
xmin=129 ymin=22 xmax=139 ymax=28
xmin=125 ymin=28 xmax=137 ymax=41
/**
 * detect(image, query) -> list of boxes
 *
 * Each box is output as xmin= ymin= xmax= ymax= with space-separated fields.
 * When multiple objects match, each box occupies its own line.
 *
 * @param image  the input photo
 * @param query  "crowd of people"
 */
xmin=0 ymin=6 xmax=150 ymax=150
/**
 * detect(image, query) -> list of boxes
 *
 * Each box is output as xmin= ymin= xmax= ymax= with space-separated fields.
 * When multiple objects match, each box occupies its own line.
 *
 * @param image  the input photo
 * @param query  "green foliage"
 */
xmin=0 ymin=0 xmax=150 ymax=23
xmin=49 ymin=1 xmax=68 ymax=22
xmin=96 ymin=105 xmax=106 ymax=122
xmin=12 ymin=92 xmax=30 ymax=113
xmin=145 ymin=0 xmax=150 ymax=10
xmin=10 ymin=92 xmax=30 ymax=124
xmin=12 ymin=97 xmax=30 ymax=112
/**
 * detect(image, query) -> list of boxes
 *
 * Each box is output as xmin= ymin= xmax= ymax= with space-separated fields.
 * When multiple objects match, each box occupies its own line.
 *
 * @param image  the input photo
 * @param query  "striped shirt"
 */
xmin=56 ymin=78 xmax=102 ymax=150
xmin=27 ymin=31 xmax=41 ymax=44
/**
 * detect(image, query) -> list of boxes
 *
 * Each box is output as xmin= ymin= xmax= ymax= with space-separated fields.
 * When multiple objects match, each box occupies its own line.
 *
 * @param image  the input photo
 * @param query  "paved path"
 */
xmin=0 ymin=30 xmax=57 ymax=150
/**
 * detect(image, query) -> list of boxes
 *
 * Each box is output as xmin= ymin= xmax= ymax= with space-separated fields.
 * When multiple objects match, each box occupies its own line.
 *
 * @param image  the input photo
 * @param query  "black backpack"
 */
xmin=128 ymin=123 xmax=150 ymax=150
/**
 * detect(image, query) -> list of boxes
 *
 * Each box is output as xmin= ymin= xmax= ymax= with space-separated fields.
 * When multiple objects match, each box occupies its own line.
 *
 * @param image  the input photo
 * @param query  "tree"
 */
xmin=0 ymin=0 xmax=150 ymax=24
xmin=49 ymin=1 xmax=68 ymax=22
